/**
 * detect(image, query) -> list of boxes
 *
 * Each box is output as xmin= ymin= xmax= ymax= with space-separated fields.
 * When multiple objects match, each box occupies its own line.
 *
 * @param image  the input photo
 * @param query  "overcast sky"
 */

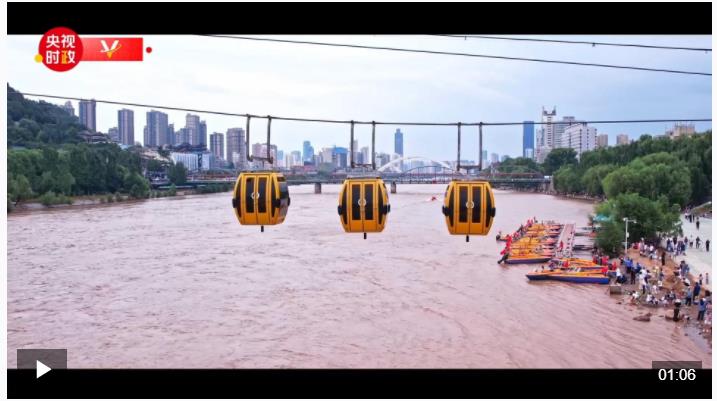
xmin=7 ymin=35 xmax=712 ymax=161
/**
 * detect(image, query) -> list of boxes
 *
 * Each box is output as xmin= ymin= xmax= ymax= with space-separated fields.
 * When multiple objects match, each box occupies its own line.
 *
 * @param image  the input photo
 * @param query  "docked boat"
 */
xmin=505 ymin=255 xmax=552 ymax=264
xmin=526 ymin=269 xmax=609 ymax=284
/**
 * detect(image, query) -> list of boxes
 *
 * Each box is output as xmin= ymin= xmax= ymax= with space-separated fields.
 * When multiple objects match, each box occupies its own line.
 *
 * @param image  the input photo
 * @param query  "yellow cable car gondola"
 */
xmin=442 ymin=180 xmax=496 ymax=241
xmin=337 ymin=177 xmax=390 ymax=239
xmin=232 ymin=171 xmax=290 ymax=232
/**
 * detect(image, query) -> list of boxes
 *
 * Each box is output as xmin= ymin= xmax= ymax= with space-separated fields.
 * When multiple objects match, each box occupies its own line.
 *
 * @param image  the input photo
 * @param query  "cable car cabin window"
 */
xmin=458 ymin=186 xmax=468 ymax=223
xmin=486 ymin=188 xmax=494 ymax=227
xmin=269 ymin=178 xmax=276 ymax=216
xmin=279 ymin=182 xmax=289 ymax=200
xmin=341 ymin=186 xmax=348 ymax=225
xmin=364 ymin=183 xmax=374 ymax=220
xmin=472 ymin=185 xmax=482 ymax=223
xmin=257 ymin=177 xmax=267 ymax=213
xmin=245 ymin=177 xmax=255 ymax=213
xmin=351 ymin=184 xmax=361 ymax=221
xmin=377 ymin=184 xmax=384 ymax=224
xmin=447 ymin=187 xmax=454 ymax=226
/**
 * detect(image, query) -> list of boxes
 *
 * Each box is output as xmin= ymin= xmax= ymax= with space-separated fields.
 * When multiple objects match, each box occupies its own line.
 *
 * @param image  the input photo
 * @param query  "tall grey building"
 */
xmin=226 ymin=128 xmax=246 ymax=169
xmin=145 ymin=110 xmax=169 ymax=148
xmin=210 ymin=132 xmax=225 ymax=160
xmin=176 ymin=128 xmax=190 ymax=145
xmin=302 ymin=140 xmax=314 ymax=162
xmin=79 ymin=99 xmax=96 ymax=131
xmin=185 ymin=114 xmax=201 ymax=146
xmin=199 ymin=120 xmax=207 ymax=148
xmin=118 ymin=108 xmax=134 ymax=145
xmin=167 ymin=124 xmax=175 ymax=146
xmin=394 ymin=128 xmax=404 ymax=156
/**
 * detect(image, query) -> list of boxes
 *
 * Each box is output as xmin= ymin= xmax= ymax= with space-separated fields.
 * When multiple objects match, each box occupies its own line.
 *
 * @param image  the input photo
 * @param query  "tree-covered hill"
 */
xmin=7 ymin=85 xmax=90 ymax=146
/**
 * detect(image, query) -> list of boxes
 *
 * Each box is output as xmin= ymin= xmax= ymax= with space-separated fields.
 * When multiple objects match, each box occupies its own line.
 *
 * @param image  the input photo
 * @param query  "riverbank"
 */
xmin=614 ymin=248 xmax=712 ymax=349
xmin=9 ymin=187 xmax=233 ymax=213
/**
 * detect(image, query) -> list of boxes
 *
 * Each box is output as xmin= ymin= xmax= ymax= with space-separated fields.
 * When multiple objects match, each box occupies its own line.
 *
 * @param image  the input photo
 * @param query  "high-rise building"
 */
xmin=108 ymin=127 xmax=119 ymax=143
xmin=185 ymin=114 xmax=201 ymax=146
xmin=320 ymin=147 xmax=334 ymax=165
xmin=561 ymin=124 xmax=597 ymax=157
xmin=394 ymin=129 xmax=404 ymax=156
xmin=118 ymin=109 xmax=134 ymax=146
xmin=596 ymin=134 xmax=609 ymax=148
xmin=79 ymin=99 xmax=97 ymax=131
xmin=554 ymin=116 xmax=577 ymax=148
xmin=481 ymin=150 xmax=488 ymax=164
xmin=62 ymin=101 xmax=75 ymax=116
xmin=288 ymin=151 xmax=302 ymax=168
xmin=176 ymin=128 xmax=190 ymax=145
xmin=167 ymin=124 xmax=175 ymax=146
xmin=226 ymin=128 xmax=246 ymax=169
xmin=302 ymin=140 xmax=314 ymax=162
xmin=210 ymin=132 xmax=224 ymax=160
xmin=251 ymin=143 xmax=277 ymax=166
xmin=199 ymin=121 xmax=207 ymax=148
xmin=252 ymin=143 xmax=264 ymax=159
xmin=145 ymin=110 xmax=168 ymax=147
xmin=616 ymin=134 xmax=630 ymax=146
xmin=334 ymin=147 xmax=349 ymax=169
xmin=535 ymin=107 xmax=556 ymax=162
xmin=490 ymin=153 xmax=500 ymax=165
xmin=501 ymin=155 xmax=509 ymax=162
xmin=360 ymin=146 xmax=370 ymax=166
xmin=522 ymin=121 xmax=534 ymax=158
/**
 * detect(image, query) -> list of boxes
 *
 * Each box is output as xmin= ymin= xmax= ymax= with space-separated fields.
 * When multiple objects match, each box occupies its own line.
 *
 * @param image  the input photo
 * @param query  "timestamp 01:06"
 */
xmin=657 ymin=368 xmax=697 ymax=381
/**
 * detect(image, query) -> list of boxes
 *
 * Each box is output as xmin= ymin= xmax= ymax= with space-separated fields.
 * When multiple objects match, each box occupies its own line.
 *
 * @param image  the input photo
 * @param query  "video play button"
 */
xmin=17 ymin=349 xmax=67 ymax=376
xmin=36 ymin=360 xmax=51 ymax=378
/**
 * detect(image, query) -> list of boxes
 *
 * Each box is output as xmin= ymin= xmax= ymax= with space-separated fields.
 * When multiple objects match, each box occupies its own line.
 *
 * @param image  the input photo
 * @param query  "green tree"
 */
xmin=553 ymin=165 xmax=582 ymax=193
xmin=168 ymin=162 xmax=188 ymax=185
xmin=581 ymin=164 xmax=616 ymax=197
xmin=124 ymin=172 xmax=150 ymax=199
xmin=595 ymin=193 xmax=681 ymax=254
xmin=602 ymin=154 xmax=691 ymax=207
xmin=8 ymin=174 xmax=34 ymax=206
xmin=542 ymin=148 xmax=577 ymax=175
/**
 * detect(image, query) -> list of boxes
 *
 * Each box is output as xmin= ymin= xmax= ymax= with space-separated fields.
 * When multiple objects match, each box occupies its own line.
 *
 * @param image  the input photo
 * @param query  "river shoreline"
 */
xmin=9 ymin=189 xmax=232 ymax=214
xmin=612 ymin=248 xmax=712 ymax=352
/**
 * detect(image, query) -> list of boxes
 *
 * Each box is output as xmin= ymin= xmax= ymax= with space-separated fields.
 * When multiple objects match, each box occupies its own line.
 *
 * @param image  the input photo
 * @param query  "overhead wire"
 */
xmin=14 ymin=91 xmax=712 ymax=128
xmin=429 ymin=34 xmax=712 ymax=52
xmin=197 ymin=35 xmax=712 ymax=76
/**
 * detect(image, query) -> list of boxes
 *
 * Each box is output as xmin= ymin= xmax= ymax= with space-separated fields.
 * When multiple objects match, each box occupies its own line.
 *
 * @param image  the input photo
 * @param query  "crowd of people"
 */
xmin=618 ymin=241 xmax=712 ymax=334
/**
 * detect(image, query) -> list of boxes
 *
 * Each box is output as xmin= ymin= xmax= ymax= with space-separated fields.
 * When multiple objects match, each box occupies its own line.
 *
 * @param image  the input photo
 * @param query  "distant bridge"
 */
xmin=149 ymin=162 xmax=551 ymax=190
xmin=377 ymin=156 xmax=454 ymax=173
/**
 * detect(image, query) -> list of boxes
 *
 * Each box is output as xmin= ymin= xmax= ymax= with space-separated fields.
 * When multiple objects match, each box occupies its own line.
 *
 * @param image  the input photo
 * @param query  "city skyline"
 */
xmin=8 ymin=35 xmax=711 ymax=160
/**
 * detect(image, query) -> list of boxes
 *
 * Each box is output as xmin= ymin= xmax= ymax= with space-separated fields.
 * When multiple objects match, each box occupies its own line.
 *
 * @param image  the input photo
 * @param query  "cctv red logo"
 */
xmin=37 ymin=27 xmax=83 ymax=71
xmin=37 ymin=27 xmax=148 ymax=72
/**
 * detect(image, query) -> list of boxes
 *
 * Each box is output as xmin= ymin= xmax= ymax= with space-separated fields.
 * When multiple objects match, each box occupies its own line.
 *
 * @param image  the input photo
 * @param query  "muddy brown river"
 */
xmin=7 ymin=185 xmax=711 ymax=368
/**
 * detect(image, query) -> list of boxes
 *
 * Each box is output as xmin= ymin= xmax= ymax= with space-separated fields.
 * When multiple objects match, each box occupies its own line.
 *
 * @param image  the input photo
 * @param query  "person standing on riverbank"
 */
xmin=674 ymin=298 xmax=682 ymax=321
xmin=706 ymin=239 xmax=710 ymax=252
xmin=697 ymin=298 xmax=707 ymax=321
xmin=696 ymin=217 xmax=700 ymax=230
xmin=661 ymin=251 xmax=666 ymax=266
xmin=694 ymin=282 xmax=701 ymax=300
xmin=685 ymin=287 xmax=693 ymax=306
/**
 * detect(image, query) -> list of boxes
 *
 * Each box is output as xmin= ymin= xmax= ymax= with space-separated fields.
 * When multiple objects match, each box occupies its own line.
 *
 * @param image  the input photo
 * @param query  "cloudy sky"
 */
xmin=7 ymin=35 xmax=712 ymax=161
